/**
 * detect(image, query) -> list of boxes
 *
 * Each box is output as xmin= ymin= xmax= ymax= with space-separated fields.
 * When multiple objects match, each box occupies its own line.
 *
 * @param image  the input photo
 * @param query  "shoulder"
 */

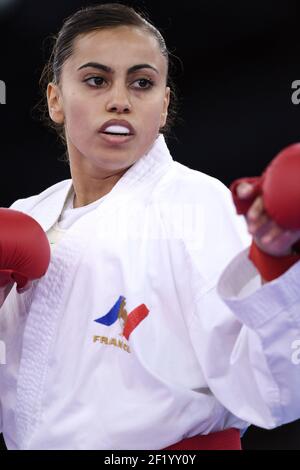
xmin=156 ymin=162 xmax=252 ymax=290
xmin=9 ymin=179 xmax=72 ymax=213
xmin=155 ymin=160 xmax=233 ymax=211
xmin=154 ymin=160 xmax=251 ymax=256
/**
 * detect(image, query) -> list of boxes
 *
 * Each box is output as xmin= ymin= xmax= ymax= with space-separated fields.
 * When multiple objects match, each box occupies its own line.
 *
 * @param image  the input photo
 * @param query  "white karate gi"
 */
xmin=0 ymin=135 xmax=299 ymax=449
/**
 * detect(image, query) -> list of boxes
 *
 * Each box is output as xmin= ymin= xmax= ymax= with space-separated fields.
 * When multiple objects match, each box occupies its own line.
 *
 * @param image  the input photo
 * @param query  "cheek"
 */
xmin=141 ymin=96 xmax=165 ymax=129
xmin=64 ymin=95 xmax=92 ymax=138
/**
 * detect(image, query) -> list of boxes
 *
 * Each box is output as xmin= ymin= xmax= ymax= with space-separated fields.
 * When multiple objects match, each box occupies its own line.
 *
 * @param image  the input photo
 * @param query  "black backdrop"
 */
xmin=0 ymin=0 xmax=300 ymax=450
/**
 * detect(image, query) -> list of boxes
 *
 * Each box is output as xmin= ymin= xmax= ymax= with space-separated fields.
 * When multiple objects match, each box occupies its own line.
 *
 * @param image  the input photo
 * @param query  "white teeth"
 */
xmin=104 ymin=125 xmax=130 ymax=134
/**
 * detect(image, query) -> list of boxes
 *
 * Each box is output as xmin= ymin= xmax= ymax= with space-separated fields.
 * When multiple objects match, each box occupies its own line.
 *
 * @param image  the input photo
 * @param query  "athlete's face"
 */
xmin=47 ymin=26 xmax=170 ymax=173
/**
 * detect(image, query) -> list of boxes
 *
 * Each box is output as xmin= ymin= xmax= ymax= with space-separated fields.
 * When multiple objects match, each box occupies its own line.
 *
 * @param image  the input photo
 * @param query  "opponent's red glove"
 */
xmin=0 ymin=208 xmax=50 ymax=298
xmin=230 ymin=143 xmax=300 ymax=281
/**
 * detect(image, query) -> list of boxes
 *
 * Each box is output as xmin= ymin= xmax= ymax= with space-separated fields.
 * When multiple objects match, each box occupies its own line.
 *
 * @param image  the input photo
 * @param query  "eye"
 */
xmin=83 ymin=76 xmax=106 ymax=87
xmin=132 ymin=78 xmax=154 ymax=90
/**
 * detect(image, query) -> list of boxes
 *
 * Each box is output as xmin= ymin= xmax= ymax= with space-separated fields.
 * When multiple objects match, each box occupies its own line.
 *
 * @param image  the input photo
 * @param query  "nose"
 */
xmin=105 ymin=83 xmax=132 ymax=114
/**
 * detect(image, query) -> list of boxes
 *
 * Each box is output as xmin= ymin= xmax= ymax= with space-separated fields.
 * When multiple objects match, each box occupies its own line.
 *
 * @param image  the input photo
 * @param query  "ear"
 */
xmin=160 ymin=86 xmax=170 ymax=128
xmin=47 ymin=82 xmax=64 ymax=124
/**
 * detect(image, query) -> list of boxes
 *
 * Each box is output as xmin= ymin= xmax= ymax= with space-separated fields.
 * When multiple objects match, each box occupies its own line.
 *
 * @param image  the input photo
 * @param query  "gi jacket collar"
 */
xmin=15 ymin=134 xmax=173 ymax=233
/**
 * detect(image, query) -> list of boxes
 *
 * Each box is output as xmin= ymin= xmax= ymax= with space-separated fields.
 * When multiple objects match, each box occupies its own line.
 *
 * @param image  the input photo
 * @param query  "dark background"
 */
xmin=1 ymin=0 xmax=300 ymax=450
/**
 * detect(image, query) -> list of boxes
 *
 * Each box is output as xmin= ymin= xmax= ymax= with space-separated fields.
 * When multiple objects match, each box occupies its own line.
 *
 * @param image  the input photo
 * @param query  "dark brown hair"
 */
xmin=36 ymin=2 xmax=180 ymax=149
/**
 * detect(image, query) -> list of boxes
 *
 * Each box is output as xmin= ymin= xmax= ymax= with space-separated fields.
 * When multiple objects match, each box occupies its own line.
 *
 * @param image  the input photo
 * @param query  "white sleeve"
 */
xmin=187 ymin=248 xmax=300 ymax=429
xmin=219 ymin=252 xmax=300 ymax=427
xmin=189 ymin=268 xmax=300 ymax=429
xmin=177 ymin=179 xmax=300 ymax=429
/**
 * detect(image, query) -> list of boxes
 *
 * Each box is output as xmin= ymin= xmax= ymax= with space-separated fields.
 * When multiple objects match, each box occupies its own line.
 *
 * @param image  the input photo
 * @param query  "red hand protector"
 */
xmin=230 ymin=144 xmax=300 ymax=280
xmin=263 ymin=143 xmax=300 ymax=230
xmin=230 ymin=176 xmax=263 ymax=215
xmin=0 ymin=208 xmax=51 ymax=290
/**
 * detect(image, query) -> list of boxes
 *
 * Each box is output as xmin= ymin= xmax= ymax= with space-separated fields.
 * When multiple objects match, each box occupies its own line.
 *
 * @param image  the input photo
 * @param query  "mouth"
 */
xmin=98 ymin=121 xmax=136 ymax=146
xmin=98 ymin=132 xmax=135 ymax=145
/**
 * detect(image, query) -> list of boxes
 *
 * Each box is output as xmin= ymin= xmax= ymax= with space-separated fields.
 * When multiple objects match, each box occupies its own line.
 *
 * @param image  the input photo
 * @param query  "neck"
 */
xmin=70 ymin=160 xmax=130 ymax=209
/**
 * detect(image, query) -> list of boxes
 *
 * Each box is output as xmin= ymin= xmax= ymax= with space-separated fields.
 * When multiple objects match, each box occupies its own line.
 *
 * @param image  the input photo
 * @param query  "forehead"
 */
xmin=67 ymin=26 xmax=167 ymax=73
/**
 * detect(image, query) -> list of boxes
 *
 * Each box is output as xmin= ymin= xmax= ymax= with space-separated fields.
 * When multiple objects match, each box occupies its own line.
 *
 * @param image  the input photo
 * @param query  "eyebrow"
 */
xmin=77 ymin=62 xmax=159 ymax=75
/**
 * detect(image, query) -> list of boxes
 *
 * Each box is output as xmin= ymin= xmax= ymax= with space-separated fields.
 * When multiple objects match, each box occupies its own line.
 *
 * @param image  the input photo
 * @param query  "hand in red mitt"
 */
xmin=0 ymin=208 xmax=50 ymax=306
xmin=230 ymin=144 xmax=300 ymax=281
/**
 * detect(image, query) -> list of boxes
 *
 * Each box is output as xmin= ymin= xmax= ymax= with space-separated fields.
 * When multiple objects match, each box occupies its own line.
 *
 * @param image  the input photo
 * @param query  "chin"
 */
xmin=94 ymin=158 xmax=131 ymax=172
